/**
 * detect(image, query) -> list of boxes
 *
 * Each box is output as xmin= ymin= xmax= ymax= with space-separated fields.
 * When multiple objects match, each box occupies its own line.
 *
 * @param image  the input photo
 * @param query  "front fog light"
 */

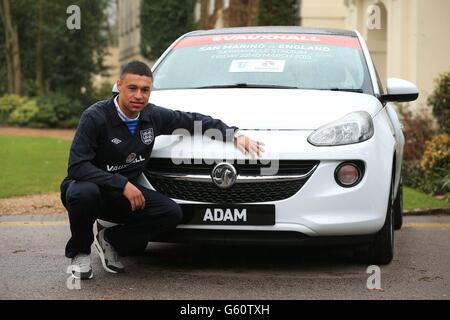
xmin=335 ymin=163 xmax=363 ymax=187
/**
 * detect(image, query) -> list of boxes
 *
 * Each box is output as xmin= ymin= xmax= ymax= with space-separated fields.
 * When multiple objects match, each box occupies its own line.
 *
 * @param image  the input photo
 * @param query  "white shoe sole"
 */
xmin=94 ymin=236 xmax=119 ymax=274
xmin=71 ymin=270 xmax=94 ymax=280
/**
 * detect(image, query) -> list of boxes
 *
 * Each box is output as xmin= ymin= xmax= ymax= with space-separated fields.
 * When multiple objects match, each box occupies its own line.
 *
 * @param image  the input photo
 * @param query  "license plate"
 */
xmin=180 ymin=204 xmax=275 ymax=226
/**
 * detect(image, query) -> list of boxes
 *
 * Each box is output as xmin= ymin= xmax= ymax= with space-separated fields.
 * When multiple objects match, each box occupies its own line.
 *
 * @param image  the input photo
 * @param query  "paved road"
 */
xmin=0 ymin=214 xmax=449 ymax=300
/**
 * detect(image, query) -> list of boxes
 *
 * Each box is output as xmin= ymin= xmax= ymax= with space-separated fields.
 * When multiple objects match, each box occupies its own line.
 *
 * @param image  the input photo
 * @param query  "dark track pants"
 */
xmin=61 ymin=180 xmax=183 ymax=259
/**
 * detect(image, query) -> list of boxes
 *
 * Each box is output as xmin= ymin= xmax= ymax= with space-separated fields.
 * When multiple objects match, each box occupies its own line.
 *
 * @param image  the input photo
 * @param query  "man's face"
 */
xmin=117 ymin=73 xmax=153 ymax=116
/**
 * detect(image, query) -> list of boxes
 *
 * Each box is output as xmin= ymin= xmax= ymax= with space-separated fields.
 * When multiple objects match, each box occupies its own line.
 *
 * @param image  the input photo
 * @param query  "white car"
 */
xmin=128 ymin=27 xmax=418 ymax=264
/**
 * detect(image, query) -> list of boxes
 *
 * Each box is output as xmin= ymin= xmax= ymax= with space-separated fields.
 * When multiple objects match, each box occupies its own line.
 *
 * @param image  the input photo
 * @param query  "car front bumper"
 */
xmin=145 ymin=118 xmax=395 ymax=239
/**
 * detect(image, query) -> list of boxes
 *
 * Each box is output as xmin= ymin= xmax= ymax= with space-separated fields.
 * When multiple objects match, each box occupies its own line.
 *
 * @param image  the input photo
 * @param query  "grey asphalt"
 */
xmin=0 ymin=214 xmax=449 ymax=300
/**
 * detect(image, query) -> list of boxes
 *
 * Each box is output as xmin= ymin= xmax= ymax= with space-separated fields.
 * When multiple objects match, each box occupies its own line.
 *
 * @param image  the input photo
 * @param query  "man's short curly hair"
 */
xmin=121 ymin=61 xmax=153 ymax=79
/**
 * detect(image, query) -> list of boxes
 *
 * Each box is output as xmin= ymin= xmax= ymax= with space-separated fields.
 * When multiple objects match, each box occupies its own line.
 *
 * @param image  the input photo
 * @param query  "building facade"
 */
xmin=118 ymin=0 xmax=149 ymax=70
xmin=301 ymin=0 xmax=450 ymax=113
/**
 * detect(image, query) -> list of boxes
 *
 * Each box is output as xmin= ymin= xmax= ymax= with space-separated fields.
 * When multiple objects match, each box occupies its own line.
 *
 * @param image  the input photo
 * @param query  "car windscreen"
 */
xmin=153 ymin=33 xmax=373 ymax=94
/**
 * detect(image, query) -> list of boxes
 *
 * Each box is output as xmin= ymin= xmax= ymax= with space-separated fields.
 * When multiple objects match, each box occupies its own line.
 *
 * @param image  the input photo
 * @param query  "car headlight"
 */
xmin=307 ymin=111 xmax=374 ymax=146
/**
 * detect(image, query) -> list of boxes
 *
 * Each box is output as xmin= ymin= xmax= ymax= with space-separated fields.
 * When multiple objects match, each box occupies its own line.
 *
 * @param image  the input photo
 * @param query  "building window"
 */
xmin=208 ymin=0 xmax=215 ymax=16
xmin=194 ymin=1 xmax=201 ymax=22
xmin=223 ymin=0 xmax=230 ymax=9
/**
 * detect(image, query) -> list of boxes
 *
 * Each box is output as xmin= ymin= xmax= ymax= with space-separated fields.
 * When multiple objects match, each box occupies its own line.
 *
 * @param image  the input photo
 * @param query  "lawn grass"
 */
xmin=404 ymin=186 xmax=449 ymax=211
xmin=0 ymin=135 xmax=71 ymax=198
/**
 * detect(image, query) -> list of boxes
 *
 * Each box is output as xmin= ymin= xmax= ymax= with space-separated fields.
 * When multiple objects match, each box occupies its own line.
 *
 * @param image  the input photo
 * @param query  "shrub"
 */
xmin=61 ymin=117 xmax=82 ymax=129
xmin=0 ymin=94 xmax=29 ymax=124
xmin=403 ymin=161 xmax=423 ymax=190
xmin=403 ymin=160 xmax=441 ymax=195
xmin=79 ymin=83 xmax=114 ymax=107
xmin=421 ymin=134 xmax=450 ymax=171
xmin=427 ymin=72 xmax=450 ymax=134
xmin=9 ymin=99 xmax=39 ymax=126
xmin=0 ymin=93 xmax=86 ymax=128
xmin=441 ymin=173 xmax=450 ymax=201
xmin=32 ymin=96 xmax=59 ymax=127
xmin=420 ymin=134 xmax=450 ymax=195
xmin=35 ymin=93 xmax=84 ymax=128
xmin=397 ymin=104 xmax=437 ymax=161
xmin=52 ymin=93 xmax=79 ymax=121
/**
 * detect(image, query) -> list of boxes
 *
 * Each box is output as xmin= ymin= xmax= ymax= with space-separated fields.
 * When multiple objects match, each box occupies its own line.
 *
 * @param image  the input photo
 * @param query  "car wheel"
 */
xmin=365 ymin=175 xmax=395 ymax=265
xmin=393 ymin=177 xmax=403 ymax=230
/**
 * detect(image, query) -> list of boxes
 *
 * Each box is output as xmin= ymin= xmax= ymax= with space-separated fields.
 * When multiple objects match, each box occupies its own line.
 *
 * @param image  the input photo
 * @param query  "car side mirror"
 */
xmin=380 ymin=78 xmax=419 ymax=103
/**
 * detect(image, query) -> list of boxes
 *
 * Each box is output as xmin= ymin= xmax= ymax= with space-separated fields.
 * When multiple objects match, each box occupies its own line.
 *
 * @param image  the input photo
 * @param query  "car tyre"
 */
xmin=356 ymin=175 xmax=395 ymax=265
xmin=393 ymin=177 xmax=403 ymax=230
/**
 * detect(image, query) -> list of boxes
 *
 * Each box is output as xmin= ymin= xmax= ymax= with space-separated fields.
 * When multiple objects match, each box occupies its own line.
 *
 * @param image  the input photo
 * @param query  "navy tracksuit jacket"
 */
xmin=60 ymin=97 xmax=237 ymax=258
xmin=62 ymin=97 xmax=238 ymax=190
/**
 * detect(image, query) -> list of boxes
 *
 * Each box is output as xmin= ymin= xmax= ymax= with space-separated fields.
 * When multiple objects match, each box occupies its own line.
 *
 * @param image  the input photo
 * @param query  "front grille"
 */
xmin=146 ymin=159 xmax=319 ymax=203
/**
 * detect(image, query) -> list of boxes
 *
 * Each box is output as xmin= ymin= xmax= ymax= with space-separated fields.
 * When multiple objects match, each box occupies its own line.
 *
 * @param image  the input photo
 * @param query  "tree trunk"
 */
xmin=0 ymin=1 xmax=12 ymax=92
xmin=0 ymin=0 xmax=22 ymax=94
xmin=35 ymin=0 xmax=45 ymax=95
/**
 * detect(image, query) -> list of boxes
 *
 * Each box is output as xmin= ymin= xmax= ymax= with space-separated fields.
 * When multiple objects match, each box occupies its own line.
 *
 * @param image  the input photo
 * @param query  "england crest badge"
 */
xmin=140 ymin=128 xmax=154 ymax=145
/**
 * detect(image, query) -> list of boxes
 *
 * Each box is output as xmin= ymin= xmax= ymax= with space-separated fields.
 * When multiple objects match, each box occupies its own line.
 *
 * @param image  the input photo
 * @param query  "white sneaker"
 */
xmin=70 ymin=254 xmax=93 ymax=280
xmin=94 ymin=227 xmax=125 ymax=274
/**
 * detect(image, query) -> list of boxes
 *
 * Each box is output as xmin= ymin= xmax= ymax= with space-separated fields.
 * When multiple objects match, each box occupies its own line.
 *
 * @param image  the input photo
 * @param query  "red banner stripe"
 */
xmin=174 ymin=34 xmax=361 ymax=49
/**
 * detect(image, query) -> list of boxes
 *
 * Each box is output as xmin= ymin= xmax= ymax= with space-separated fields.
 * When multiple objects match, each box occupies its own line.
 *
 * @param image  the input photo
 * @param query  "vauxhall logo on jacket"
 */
xmin=106 ymin=153 xmax=146 ymax=172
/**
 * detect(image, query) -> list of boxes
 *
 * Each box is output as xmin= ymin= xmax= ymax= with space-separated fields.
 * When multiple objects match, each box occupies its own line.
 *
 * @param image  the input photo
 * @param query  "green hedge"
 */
xmin=9 ymin=100 xmax=39 ymax=126
xmin=257 ymin=0 xmax=298 ymax=26
xmin=0 ymin=93 xmax=84 ymax=128
xmin=34 ymin=93 xmax=84 ymax=128
xmin=0 ymin=95 xmax=30 ymax=124
xmin=140 ymin=0 xmax=196 ymax=61
xmin=404 ymin=134 xmax=449 ymax=200
xmin=0 ymin=83 xmax=113 ymax=128
xmin=428 ymin=72 xmax=450 ymax=135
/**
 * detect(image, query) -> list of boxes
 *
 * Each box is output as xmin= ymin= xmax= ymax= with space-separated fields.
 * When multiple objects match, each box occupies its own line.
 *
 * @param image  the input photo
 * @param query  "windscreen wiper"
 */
xmin=317 ymin=88 xmax=364 ymax=93
xmin=195 ymin=83 xmax=300 ymax=89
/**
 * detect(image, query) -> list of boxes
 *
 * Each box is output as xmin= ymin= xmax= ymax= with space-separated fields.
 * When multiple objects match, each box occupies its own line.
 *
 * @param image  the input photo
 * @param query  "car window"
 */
xmin=153 ymin=33 xmax=373 ymax=94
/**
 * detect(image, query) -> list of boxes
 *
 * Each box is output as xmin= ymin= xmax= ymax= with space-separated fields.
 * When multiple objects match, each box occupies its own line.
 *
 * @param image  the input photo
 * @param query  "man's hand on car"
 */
xmin=234 ymin=135 xmax=265 ymax=158
xmin=123 ymin=182 xmax=146 ymax=211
